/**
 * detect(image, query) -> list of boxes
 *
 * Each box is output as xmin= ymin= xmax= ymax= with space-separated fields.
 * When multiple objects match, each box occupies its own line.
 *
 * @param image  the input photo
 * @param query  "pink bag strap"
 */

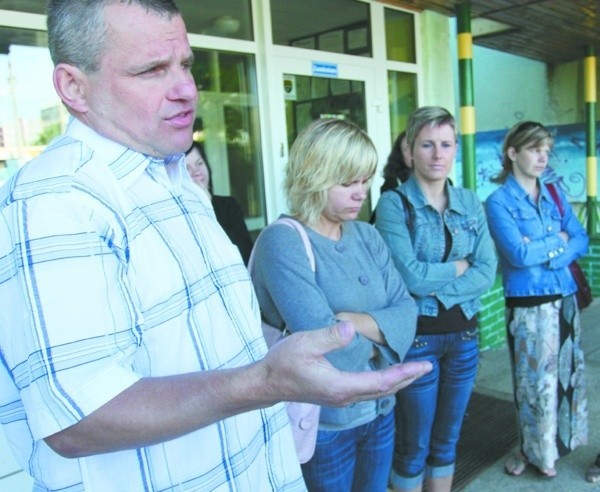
xmin=248 ymin=217 xmax=315 ymax=273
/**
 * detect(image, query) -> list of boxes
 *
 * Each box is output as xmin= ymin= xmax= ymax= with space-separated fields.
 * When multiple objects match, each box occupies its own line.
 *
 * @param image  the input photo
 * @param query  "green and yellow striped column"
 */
xmin=585 ymin=45 xmax=597 ymax=235
xmin=457 ymin=2 xmax=476 ymax=191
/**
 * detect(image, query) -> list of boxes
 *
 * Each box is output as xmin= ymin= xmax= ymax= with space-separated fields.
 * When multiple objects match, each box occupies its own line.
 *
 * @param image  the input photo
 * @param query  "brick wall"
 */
xmin=579 ymin=237 xmax=600 ymax=297
xmin=478 ymin=274 xmax=506 ymax=351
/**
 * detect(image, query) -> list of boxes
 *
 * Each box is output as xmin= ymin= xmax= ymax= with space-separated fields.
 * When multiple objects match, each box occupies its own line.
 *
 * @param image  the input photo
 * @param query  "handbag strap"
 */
xmin=546 ymin=182 xmax=565 ymax=217
xmin=391 ymin=188 xmax=414 ymax=231
xmin=248 ymin=217 xmax=315 ymax=273
xmin=371 ymin=189 xmax=413 ymax=229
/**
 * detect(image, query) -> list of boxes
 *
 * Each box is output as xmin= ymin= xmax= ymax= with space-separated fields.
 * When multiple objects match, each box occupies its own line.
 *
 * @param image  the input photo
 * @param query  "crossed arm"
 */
xmin=485 ymin=193 xmax=588 ymax=269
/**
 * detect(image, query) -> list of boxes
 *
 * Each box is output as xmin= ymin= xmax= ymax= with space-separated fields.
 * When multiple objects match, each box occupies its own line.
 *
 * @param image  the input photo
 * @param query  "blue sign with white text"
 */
xmin=312 ymin=61 xmax=338 ymax=78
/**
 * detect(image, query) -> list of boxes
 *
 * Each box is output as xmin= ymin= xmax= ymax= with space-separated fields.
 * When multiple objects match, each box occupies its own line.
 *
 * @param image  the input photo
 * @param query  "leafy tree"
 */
xmin=33 ymin=123 xmax=62 ymax=146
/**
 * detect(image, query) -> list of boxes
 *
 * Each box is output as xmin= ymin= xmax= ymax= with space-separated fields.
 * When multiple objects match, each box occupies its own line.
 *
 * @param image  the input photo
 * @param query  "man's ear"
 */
xmin=53 ymin=63 xmax=90 ymax=114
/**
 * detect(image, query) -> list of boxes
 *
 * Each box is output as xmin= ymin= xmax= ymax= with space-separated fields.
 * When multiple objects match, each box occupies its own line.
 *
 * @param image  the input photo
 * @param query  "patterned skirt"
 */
xmin=506 ymin=295 xmax=588 ymax=471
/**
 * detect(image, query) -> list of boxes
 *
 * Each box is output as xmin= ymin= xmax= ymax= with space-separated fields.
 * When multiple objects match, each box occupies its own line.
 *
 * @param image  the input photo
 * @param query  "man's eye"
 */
xmin=141 ymin=66 xmax=165 ymax=76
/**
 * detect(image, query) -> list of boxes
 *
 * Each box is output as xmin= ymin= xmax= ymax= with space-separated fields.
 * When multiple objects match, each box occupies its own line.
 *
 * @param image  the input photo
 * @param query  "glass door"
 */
xmin=267 ymin=55 xmax=382 ymax=223
xmin=283 ymin=74 xmax=367 ymax=146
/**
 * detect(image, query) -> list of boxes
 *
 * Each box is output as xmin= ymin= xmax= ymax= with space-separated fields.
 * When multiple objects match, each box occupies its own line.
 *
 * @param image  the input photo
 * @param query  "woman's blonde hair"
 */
xmin=492 ymin=121 xmax=554 ymax=184
xmin=285 ymin=118 xmax=377 ymax=224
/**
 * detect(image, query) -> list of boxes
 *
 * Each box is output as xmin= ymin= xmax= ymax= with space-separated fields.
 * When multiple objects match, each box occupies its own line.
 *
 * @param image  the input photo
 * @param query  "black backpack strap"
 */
xmin=390 ymin=189 xmax=413 ymax=231
xmin=368 ymin=209 xmax=377 ymax=225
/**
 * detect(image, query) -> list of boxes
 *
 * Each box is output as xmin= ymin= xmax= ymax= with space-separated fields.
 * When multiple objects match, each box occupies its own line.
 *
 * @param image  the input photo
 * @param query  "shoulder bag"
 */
xmin=546 ymin=183 xmax=592 ymax=310
xmin=248 ymin=217 xmax=320 ymax=463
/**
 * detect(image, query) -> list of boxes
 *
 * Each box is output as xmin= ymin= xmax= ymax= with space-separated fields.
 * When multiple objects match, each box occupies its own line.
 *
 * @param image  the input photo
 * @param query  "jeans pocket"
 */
xmin=315 ymin=428 xmax=342 ymax=446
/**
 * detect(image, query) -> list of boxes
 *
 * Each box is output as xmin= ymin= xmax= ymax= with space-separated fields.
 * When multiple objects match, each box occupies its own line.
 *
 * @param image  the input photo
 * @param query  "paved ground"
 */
xmin=460 ymin=300 xmax=600 ymax=491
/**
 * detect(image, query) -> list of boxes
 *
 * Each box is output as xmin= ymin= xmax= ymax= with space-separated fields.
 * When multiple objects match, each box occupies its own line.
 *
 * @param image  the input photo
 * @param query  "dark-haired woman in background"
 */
xmin=370 ymin=131 xmax=412 ymax=224
xmin=185 ymin=142 xmax=254 ymax=265
xmin=381 ymin=131 xmax=412 ymax=193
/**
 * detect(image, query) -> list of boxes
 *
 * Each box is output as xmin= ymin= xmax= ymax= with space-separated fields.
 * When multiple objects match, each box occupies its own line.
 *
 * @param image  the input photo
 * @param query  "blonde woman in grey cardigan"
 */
xmin=251 ymin=118 xmax=427 ymax=492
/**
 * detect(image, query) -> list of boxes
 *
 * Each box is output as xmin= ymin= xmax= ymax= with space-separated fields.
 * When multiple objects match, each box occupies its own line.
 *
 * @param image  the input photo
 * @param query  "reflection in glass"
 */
xmin=178 ymin=0 xmax=253 ymax=41
xmin=191 ymin=48 xmax=264 ymax=231
xmin=0 ymin=2 xmax=45 ymax=14
xmin=385 ymin=8 xmax=416 ymax=63
xmin=272 ymin=0 xmax=371 ymax=57
xmin=0 ymin=27 xmax=65 ymax=186
xmin=283 ymin=73 xmax=372 ymax=220
xmin=0 ymin=0 xmax=254 ymax=40
xmin=1 ymin=0 xmax=254 ymax=40
xmin=388 ymin=70 xmax=417 ymax=144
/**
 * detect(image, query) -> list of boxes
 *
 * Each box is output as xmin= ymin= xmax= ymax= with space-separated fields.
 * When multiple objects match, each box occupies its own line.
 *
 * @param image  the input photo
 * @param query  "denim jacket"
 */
xmin=375 ymin=175 xmax=497 ymax=319
xmin=485 ymin=174 xmax=589 ymax=297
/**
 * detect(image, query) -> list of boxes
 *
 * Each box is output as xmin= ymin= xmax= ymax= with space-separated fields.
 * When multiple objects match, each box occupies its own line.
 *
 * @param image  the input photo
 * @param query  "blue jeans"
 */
xmin=301 ymin=410 xmax=394 ymax=492
xmin=391 ymin=329 xmax=479 ymax=490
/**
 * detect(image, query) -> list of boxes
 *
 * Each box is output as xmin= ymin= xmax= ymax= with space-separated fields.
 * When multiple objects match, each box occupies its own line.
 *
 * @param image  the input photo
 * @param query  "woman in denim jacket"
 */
xmin=375 ymin=106 xmax=497 ymax=492
xmin=485 ymin=121 xmax=588 ymax=478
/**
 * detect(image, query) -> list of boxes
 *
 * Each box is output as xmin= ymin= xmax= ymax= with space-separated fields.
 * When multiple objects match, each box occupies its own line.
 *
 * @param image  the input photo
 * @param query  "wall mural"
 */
xmin=456 ymin=123 xmax=599 ymax=203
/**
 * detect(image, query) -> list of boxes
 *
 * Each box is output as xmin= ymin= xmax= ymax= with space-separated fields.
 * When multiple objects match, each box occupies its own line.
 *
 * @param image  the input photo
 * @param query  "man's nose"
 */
xmin=169 ymin=71 xmax=198 ymax=101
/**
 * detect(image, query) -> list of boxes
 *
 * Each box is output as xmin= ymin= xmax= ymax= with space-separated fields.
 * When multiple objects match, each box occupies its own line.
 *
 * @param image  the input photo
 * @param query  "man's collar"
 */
xmin=65 ymin=118 xmax=184 ymax=189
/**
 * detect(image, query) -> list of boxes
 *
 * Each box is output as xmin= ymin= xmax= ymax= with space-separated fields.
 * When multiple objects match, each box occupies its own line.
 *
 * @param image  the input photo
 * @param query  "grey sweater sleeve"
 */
xmin=359 ymin=223 xmax=417 ymax=363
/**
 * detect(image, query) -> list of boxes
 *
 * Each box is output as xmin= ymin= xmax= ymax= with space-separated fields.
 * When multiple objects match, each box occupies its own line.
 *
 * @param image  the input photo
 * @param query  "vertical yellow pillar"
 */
xmin=585 ymin=46 xmax=597 ymax=235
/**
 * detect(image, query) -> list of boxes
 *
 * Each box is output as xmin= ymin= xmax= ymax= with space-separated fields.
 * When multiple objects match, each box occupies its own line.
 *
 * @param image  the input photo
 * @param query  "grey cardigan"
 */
xmin=251 ymin=216 xmax=417 ymax=430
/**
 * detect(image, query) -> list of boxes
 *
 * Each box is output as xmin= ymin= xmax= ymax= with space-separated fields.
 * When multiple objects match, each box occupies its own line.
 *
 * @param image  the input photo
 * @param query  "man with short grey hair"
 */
xmin=0 ymin=1 xmax=430 ymax=490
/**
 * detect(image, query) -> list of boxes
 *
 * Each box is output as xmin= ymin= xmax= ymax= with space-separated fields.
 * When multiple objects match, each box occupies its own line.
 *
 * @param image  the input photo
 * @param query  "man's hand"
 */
xmin=259 ymin=321 xmax=431 ymax=407
xmin=44 ymin=321 xmax=429 ymax=459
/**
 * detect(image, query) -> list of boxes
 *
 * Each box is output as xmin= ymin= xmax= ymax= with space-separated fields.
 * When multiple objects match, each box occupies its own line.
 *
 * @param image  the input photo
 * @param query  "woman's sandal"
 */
xmin=535 ymin=467 xmax=557 ymax=479
xmin=504 ymin=454 xmax=528 ymax=476
xmin=505 ymin=454 xmax=557 ymax=479
xmin=586 ymin=455 xmax=600 ymax=483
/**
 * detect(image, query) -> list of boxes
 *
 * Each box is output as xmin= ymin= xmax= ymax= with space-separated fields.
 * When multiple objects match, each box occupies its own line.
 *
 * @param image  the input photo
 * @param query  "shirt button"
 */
xmin=547 ymin=226 xmax=552 ymax=232
xmin=548 ymin=251 xmax=555 ymax=258
xmin=359 ymin=276 xmax=369 ymax=285
xmin=335 ymin=244 xmax=346 ymax=252
xmin=558 ymin=247 xmax=564 ymax=253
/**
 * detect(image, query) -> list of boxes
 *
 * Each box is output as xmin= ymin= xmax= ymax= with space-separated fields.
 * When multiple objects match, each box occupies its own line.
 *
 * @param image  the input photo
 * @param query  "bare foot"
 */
xmin=537 ymin=467 xmax=557 ymax=478
xmin=504 ymin=453 xmax=527 ymax=476
xmin=586 ymin=454 xmax=600 ymax=483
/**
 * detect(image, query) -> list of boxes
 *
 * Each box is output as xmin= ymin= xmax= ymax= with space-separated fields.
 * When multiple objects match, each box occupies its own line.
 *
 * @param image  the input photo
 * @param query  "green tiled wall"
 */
xmin=478 ymin=274 xmax=506 ymax=351
xmin=578 ymin=236 xmax=600 ymax=297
